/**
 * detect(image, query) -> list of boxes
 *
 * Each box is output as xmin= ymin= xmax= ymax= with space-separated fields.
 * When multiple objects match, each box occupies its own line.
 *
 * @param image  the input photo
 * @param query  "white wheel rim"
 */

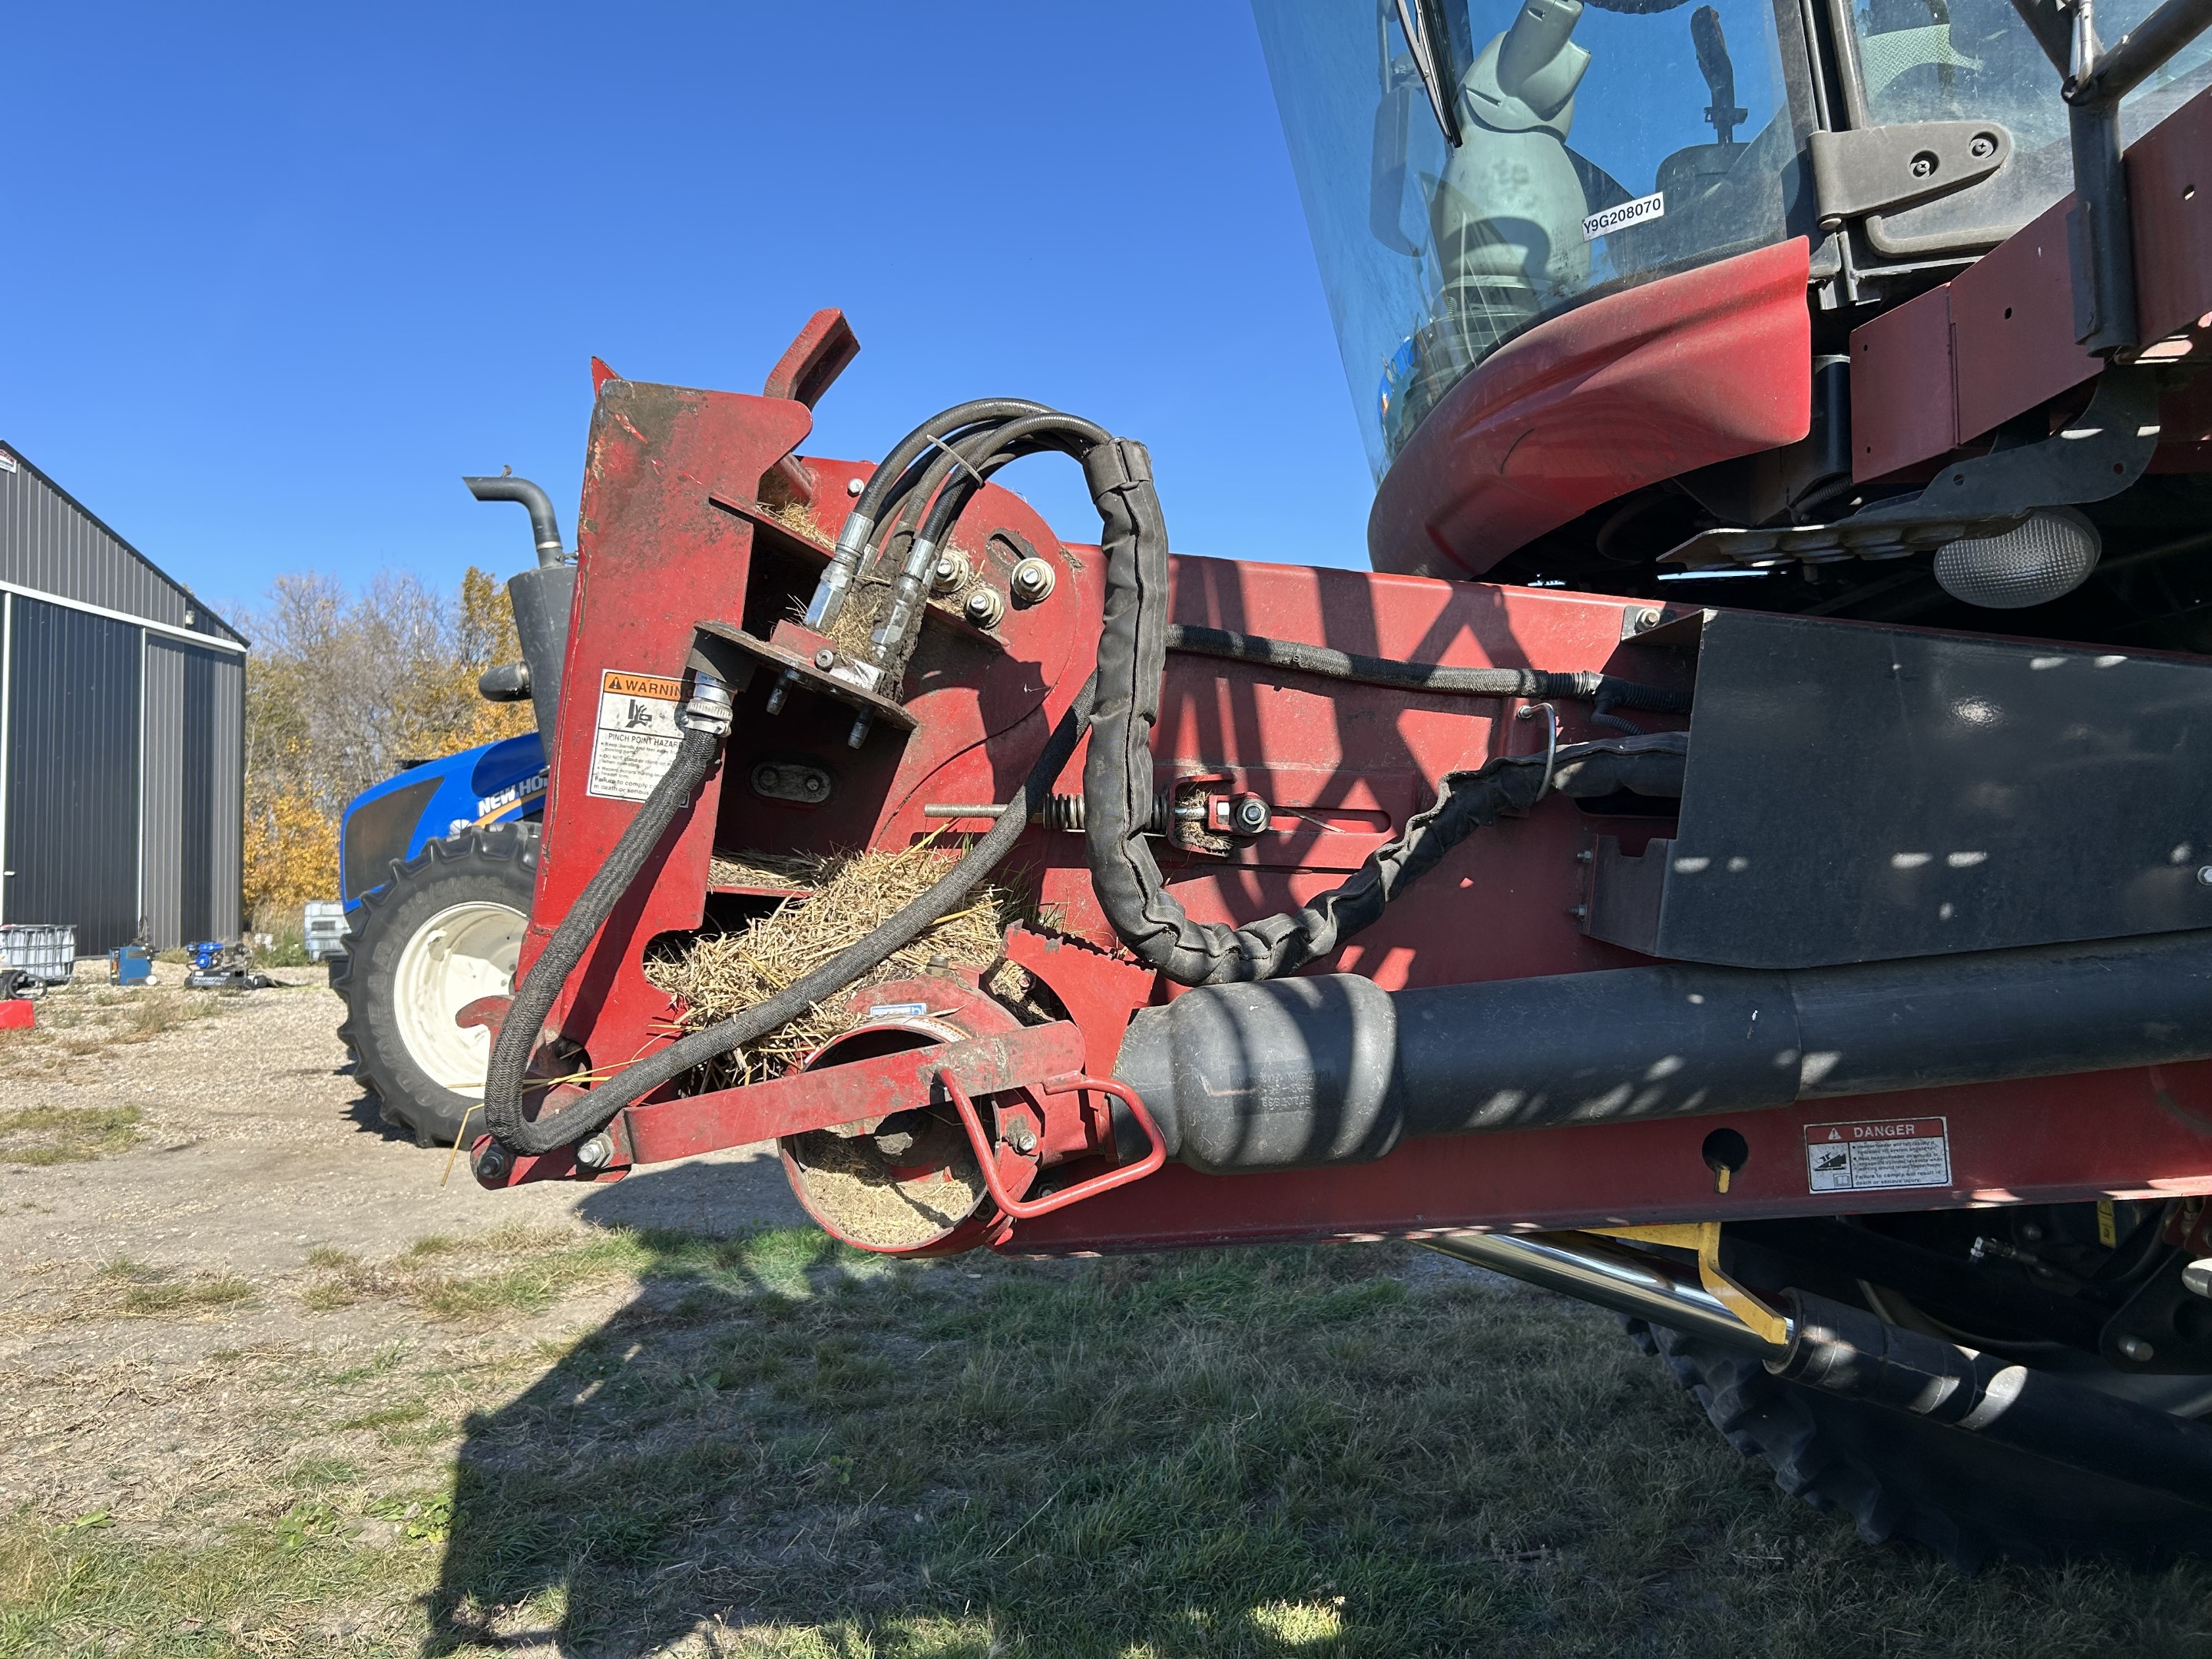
xmin=391 ymin=901 xmax=525 ymax=1097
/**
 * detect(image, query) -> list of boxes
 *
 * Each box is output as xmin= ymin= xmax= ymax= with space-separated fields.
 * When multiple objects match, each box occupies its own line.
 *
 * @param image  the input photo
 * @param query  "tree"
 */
xmin=240 ymin=568 xmax=534 ymax=916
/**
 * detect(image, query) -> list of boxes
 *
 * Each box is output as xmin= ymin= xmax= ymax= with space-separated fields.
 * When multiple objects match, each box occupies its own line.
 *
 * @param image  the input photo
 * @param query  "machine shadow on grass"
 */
xmin=421 ymin=1171 xmax=2212 ymax=1659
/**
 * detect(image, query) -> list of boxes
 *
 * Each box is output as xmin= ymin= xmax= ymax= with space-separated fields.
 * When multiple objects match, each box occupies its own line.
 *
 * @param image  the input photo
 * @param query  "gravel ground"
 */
xmin=0 ymin=964 xmax=806 ymax=1535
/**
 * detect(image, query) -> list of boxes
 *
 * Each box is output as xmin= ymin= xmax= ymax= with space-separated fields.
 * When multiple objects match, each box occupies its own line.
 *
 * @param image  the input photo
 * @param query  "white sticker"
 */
xmin=586 ymin=670 xmax=684 ymax=803
xmin=866 ymin=1002 xmax=930 ymax=1021
xmin=1806 ymin=1117 xmax=1952 ymax=1193
xmin=1584 ymin=190 xmax=1665 ymax=241
xmin=0 ymin=452 xmax=17 ymax=474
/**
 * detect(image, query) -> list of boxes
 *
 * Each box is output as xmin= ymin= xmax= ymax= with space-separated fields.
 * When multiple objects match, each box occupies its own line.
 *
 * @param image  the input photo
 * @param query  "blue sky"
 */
xmin=0 ymin=3 xmax=1377 ymax=630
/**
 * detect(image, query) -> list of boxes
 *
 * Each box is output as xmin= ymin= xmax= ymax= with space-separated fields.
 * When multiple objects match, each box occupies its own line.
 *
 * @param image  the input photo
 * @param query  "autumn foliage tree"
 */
xmin=241 ymin=568 xmax=535 ymax=917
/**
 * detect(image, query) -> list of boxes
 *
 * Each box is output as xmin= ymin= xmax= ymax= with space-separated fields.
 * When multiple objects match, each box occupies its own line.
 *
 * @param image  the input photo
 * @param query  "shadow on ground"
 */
xmin=414 ymin=1171 xmax=2212 ymax=1659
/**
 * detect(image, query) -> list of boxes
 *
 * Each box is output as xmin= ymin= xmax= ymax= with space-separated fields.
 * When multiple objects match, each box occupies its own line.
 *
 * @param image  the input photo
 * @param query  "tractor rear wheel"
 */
xmin=331 ymin=823 xmax=537 ymax=1148
xmin=1629 ymin=1315 xmax=2212 ymax=1568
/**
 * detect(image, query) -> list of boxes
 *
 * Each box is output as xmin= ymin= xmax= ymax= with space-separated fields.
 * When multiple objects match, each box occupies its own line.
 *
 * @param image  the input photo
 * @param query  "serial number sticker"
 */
xmin=866 ymin=1002 xmax=931 ymax=1021
xmin=1805 ymin=1117 xmax=1952 ymax=1193
xmin=1584 ymin=190 xmax=1665 ymax=241
xmin=586 ymin=669 xmax=684 ymax=803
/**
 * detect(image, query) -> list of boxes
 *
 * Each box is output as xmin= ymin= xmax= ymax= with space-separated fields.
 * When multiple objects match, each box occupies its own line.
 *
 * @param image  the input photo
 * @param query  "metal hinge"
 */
xmin=1809 ymin=121 xmax=2014 ymax=227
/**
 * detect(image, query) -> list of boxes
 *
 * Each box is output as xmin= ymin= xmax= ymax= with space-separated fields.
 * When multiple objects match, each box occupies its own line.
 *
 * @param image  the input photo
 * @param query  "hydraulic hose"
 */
xmin=484 ymin=715 xmax=727 ymax=1155
xmin=485 ymin=678 xmax=1097 ymax=1157
xmin=806 ymin=399 xmax=1055 ymax=629
xmin=1078 ymin=438 xmax=1690 ymax=987
xmin=1163 ymin=625 xmax=1692 ymax=713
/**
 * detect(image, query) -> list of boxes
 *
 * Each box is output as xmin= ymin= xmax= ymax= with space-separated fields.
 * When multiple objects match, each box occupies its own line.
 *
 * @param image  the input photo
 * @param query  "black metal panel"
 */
xmin=341 ymin=778 xmax=441 ymax=901
xmin=180 ymin=645 xmax=215 ymax=941
xmin=1585 ymin=609 xmax=2212 ymax=968
xmin=5 ymin=596 xmax=141 ymax=952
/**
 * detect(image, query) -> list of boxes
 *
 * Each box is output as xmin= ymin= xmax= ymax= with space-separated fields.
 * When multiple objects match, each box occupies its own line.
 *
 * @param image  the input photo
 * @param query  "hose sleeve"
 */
xmin=1081 ymin=432 xmax=1686 ymax=986
xmin=485 ymin=722 xmax=724 ymax=1154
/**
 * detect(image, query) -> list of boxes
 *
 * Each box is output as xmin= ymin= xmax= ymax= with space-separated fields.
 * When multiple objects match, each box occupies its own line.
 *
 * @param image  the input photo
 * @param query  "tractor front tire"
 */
xmin=331 ymin=823 xmax=538 ymax=1148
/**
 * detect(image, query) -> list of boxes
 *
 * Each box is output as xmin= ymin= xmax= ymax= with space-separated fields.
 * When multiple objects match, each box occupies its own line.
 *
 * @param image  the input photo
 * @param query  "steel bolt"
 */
xmin=1232 ymin=796 xmax=1271 ymax=835
xmin=846 ymin=475 xmax=865 ymax=497
xmin=2184 ymin=1258 xmax=2212 ymax=1299
xmin=473 ymin=1142 xmax=511 ymax=1183
xmin=757 ymin=766 xmax=781 ymax=790
xmin=1969 ymin=132 xmax=1996 ymax=159
xmin=1006 ymin=1118 xmax=1038 ymax=1154
xmin=814 ymin=647 xmax=836 ymax=670
xmin=964 ymin=586 xmax=1005 ymax=628
xmin=2118 ymin=1333 xmax=2157 ymax=1363
xmin=1909 ymin=151 xmax=1938 ymax=177
xmin=1009 ymin=556 xmax=1057 ymax=603
xmin=1636 ymin=607 xmax=1663 ymax=631
xmin=575 ymin=1133 xmax=614 ymax=1170
xmin=803 ymin=775 xmax=826 ymax=798
xmin=929 ymin=551 xmax=969 ymax=594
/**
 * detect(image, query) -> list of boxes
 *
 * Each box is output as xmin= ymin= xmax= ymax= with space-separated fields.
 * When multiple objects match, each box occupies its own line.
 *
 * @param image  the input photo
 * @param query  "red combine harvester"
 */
xmin=454 ymin=0 xmax=2212 ymax=1565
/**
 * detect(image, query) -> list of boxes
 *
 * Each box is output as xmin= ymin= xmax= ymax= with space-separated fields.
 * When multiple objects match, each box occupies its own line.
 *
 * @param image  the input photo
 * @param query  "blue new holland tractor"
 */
xmin=329 ymin=477 xmax=574 ymax=1147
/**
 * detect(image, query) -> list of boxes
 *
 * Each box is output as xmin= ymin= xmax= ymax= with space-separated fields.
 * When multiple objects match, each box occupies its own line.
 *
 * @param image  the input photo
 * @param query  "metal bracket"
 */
xmin=1809 ymin=121 xmax=2013 ymax=227
xmin=1589 ymin=1222 xmax=1793 ymax=1347
xmin=1661 ymin=365 xmax=2161 ymax=568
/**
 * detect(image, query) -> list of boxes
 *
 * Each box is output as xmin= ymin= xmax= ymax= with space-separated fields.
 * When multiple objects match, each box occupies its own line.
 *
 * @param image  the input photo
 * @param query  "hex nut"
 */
xmin=929 ymin=551 xmax=970 ymax=594
xmin=814 ymin=647 xmax=836 ymax=669
xmin=1232 ymin=796 xmax=1271 ymax=834
xmin=575 ymin=1133 xmax=613 ymax=1170
xmin=845 ymin=475 xmax=865 ymax=496
xmin=1010 ymin=556 xmax=1057 ymax=603
xmin=964 ymin=586 xmax=1005 ymax=628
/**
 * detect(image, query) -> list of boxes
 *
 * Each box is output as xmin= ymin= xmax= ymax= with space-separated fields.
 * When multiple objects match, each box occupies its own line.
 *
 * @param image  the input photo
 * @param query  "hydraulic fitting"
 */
xmin=682 ymin=672 xmax=737 ymax=736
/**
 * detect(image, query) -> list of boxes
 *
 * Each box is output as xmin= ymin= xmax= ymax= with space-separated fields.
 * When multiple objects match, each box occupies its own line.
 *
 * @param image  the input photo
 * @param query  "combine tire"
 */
xmin=1628 ymin=1317 xmax=2212 ymax=1568
xmin=332 ymin=823 xmax=537 ymax=1148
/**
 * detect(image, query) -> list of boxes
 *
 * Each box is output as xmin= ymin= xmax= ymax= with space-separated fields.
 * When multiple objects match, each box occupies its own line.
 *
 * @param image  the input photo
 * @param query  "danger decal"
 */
xmin=1804 ymin=1117 xmax=1952 ymax=1194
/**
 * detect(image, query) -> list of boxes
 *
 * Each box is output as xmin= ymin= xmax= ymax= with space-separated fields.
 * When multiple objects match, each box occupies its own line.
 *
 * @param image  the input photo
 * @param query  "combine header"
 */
xmin=440 ymin=0 xmax=2212 ymax=1565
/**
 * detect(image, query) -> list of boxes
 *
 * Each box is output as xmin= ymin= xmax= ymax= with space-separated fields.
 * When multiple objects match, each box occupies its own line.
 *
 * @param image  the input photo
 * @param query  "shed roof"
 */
xmin=0 ymin=440 xmax=247 ymax=648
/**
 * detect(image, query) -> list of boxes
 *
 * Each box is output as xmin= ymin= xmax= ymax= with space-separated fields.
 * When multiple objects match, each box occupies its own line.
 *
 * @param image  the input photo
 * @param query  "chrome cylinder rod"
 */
xmin=1421 ymin=1229 xmax=1790 ymax=1354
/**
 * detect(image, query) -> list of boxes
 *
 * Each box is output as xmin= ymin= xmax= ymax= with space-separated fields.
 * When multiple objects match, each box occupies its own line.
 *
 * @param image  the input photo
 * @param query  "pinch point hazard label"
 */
xmin=587 ymin=667 xmax=684 ymax=803
xmin=1806 ymin=1117 xmax=1951 ymax=1193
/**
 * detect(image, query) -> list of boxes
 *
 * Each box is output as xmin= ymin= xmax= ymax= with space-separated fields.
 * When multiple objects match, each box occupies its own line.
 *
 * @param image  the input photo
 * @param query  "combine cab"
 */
xmin=447 ymin=0 xmax=2212 ymax=1564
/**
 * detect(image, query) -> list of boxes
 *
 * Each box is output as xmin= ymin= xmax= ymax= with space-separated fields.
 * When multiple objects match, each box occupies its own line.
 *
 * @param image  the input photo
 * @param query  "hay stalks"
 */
xmin=647 ymin=842 xmax=1016 ymax=1084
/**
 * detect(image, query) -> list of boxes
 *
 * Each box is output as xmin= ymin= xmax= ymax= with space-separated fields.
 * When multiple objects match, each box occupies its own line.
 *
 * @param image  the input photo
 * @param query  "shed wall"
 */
xmin=4 ymin=596 xmax=143 ymax=950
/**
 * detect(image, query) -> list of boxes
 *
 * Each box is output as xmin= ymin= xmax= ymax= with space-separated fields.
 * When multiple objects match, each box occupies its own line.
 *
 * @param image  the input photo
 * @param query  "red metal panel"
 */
xmin=620 ymin=1020 xmax=1086 ymax=1165
xmin=1848 ymin=87 xmax=2212 ymax=476
xmin=1003 ymin=1061 xmax=2212 ymax=1253
xmin=2129 ymin=88 xmax=2212 ymax=347
xmin=1367 ymin=240 xmax=1812 ymax=579
xmin=1949 ymin=197 xmax=2097 ymax=445
xmin=1848 ymin=285 xmax=1955 ymax=482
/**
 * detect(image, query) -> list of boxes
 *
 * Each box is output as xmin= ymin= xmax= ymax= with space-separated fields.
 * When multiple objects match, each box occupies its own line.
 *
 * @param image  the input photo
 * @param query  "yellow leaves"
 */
xmin=240 ymin=567 xmax=538 ymax=912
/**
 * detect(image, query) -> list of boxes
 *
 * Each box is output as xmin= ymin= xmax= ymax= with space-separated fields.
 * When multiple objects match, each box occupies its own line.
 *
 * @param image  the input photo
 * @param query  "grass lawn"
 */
xmin=5 ymin=1227 xmax=2210 ymax=1657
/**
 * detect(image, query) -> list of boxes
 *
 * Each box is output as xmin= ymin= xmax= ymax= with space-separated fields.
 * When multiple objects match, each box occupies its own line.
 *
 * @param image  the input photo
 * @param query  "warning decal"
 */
xmin=587 ymin=669 xmax=684 ymax=803
xmin=1805 ymin=1117 xmax=1952 ymax=1194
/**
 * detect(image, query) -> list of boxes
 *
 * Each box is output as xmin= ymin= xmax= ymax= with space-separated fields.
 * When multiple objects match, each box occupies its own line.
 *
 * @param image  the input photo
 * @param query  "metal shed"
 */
xmin=0 ymin=440 xmax=247 ymax=954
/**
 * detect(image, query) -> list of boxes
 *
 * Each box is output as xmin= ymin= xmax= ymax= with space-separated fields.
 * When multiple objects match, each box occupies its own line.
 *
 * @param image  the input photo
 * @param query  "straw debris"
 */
xmin=647 ymin=842 xmax=1019 ymax=1083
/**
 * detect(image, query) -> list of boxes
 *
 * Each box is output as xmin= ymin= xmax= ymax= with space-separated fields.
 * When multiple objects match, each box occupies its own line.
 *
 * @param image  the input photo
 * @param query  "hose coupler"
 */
xmin=682 ymin=672 xmax=737 ymax=737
